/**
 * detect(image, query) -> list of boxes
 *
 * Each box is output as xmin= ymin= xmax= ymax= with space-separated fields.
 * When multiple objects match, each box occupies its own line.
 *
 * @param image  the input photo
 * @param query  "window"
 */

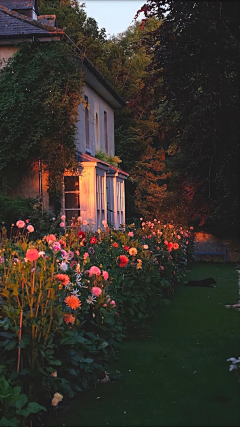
xmin=85 ymin=95 xmax=89 ymax=149
xmin=104 ymin=111 xmax=108 ymax=152
xmin=64 ymin=176 xmax=80 ymax=224
xmin=117 ymin=181 xmax=124 ymax=227
xmin=95 ymin=112 xmax=100 ymax=150
xmin=96 ymin=174 xmax=106 ymax=226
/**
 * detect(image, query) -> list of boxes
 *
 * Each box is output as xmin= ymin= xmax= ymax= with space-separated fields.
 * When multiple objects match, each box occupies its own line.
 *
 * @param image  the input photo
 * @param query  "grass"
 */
xmin=54 ymin=263 xmax=240 ymax=427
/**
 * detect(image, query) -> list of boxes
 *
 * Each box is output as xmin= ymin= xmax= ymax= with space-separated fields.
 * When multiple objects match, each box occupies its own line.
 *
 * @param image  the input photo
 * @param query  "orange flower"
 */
xmin=54 ymin=274 xmax=70 ymax=286
xmin=113 ymin=242 xmax=118 ymax=248
xmin=129 ymin=247 xmax=138 ymax=256
xmin=64 ymin=295 xmax=81 ymax=310
xmin=64 ymin=314 xmax=75 ymax=324
xmin=173 ymin=243 xmax=179 ymax=250
xmin=26 ymin=249 xmax=39 ymax=262
xmin=117 ymin=255 xmax=129 ymax=267
xmin=169 ymin=224 xmax=174 ymax=229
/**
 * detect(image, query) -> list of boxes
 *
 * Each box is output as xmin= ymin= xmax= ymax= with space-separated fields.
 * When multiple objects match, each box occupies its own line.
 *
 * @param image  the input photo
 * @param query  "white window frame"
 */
xmin=96 ymin=173 xmax=106 ymax=226
xmin=63 ymin=176 xmax=80 ymax=224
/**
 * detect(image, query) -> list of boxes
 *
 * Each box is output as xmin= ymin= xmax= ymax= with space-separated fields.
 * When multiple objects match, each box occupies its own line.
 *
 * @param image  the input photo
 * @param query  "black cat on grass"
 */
xmin=186 ymin=278 xmax=217 ymax=287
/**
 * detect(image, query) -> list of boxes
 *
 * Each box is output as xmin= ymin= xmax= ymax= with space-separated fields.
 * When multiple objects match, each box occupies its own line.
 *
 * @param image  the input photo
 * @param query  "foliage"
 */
xmin=95 ymin=151 xmax=122 ymax=168
xmin=0 ymin=196 xmax=34 ymax=228
xmin=38 ymin=0 xmax=107 ymax=65
xmin=0 ymin=41 xmax=83 ymax=207
xmin=0 ymin=196 xmax=62 ymax=238
xmin=133 ymin=0 xmax=240 ymax=236
xmin=0 ymin=217 xmax=193 ymax=422
xmin=0 ymin=373 xmax=45 ymax=427
xmin=131 ymin=146 xmax=171 ymax=219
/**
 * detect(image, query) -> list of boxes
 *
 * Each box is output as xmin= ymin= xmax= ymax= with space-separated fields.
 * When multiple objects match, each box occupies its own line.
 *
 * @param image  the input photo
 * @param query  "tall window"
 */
xmin=96 ymin=174 xmax=105 ymax=226
xmin=117 ymin=181 xmax=124 ymax=227
xmin=85 ymin=95 xmax=89 ymax=149
xmin=104 ymin=111 xmax=108 ymax=152
xmin=95 ymin=112 xmax=100 ymax=150
xmin=64 ymin=176 xmax=80 ymax=225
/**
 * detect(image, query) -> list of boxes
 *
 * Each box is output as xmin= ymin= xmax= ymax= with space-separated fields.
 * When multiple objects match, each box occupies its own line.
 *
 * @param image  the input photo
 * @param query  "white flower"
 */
xmin=59 ymin=261 xmax=68 ymax=272
xmin=39 ymin=251 xmax=45 ymax=257
xmin=71 ymin=288 xmax=80 ymax=296
xmin=227 ymin=357 xmax=240 ymax=371
xmin=87 ymin=295 xmax=97 ymax=305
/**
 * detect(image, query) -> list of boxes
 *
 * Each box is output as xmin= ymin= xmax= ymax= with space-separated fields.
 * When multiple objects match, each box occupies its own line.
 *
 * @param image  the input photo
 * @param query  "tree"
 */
xmin=132 ymin=0 xmax=240 ymax=235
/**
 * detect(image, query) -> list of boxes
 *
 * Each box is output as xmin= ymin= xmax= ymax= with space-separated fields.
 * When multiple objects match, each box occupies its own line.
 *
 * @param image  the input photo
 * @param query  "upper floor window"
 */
xmin=104 ymin=111 xmax=108 ymax=152
xmin=85 ymin=95 xmax=89 ymax=149
xmin=95 ymin=112 xmax=100 ymax=150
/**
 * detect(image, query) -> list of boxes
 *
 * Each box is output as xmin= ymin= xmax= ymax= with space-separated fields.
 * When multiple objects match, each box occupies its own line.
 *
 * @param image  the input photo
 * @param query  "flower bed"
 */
xmin=0 ymin=218 xmax=193 ymax=425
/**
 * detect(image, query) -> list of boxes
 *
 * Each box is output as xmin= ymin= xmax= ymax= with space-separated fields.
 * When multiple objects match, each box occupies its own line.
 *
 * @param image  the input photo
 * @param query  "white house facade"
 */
xmin=0 ymin=0 xmax=128 ymax=230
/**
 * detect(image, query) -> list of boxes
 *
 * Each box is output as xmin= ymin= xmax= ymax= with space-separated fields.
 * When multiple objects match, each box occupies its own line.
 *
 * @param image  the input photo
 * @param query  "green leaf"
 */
xmin=5 ymin=341 xmax=17 ymax=351
xmin=68 ymin=368 xmax=78 ymax=376
xmin=99 ymin=342 xmax=109 ymax=350
xmin=0 ymin=417 xmax=20 ymax=427
xmin=49 ymin=359 xmax=62 ymax=366
xmin=26 ymin=402 xmax=46 ymax=414
xmin=83 ymin=358 xmax=94 ymax=364
xmin=17 ymin=409 xmax=29 ymax=417
xmin=15 ymin=394 xmax=28 ymax=411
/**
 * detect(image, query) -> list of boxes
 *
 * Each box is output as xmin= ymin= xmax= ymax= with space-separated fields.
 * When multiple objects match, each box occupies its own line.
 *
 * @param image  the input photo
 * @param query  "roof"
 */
xmin=0 ymin=1 xmax=125 ymax=108
xmin=0 ymin=5 xmax=64 ymax=37
xmin=80 ymin=55 xmax=126 ymax=109
xmin=0 ymin=0 xmax=37 ymax=11
xmin=76 ymin=152 xmax=129 ymax=177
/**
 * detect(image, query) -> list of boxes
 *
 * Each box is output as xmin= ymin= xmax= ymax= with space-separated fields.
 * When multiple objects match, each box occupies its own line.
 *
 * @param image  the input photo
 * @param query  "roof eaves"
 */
xmin=76 ymin=152 xmax=129 ymax=177
xmin=82 ymin=54 xmax=126 ymax=108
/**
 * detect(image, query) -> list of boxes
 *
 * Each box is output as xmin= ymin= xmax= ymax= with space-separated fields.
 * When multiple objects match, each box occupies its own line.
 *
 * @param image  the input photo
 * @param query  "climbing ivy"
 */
xmin=0 ymin=41 xmax=84 ymax=210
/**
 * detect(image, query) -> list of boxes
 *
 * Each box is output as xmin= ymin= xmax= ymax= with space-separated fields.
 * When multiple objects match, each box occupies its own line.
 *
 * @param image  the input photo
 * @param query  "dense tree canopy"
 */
xmin=131 ymin=0 xmax=240 ymax=235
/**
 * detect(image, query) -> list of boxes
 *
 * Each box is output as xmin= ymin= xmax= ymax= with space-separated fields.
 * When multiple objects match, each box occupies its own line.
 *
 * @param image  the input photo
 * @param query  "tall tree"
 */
xmin=132 ymin=0 xmax=240 ymax=235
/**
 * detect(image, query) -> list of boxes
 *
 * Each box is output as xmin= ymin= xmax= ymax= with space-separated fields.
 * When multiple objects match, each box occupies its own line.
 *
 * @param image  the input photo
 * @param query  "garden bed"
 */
xmin=0 ymin=219 xmax=193 ymax=426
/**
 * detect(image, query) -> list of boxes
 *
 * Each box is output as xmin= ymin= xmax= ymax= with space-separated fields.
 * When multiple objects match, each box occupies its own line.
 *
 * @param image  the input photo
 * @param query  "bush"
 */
xmin=0 ymin=196 xmax=62 ymax=238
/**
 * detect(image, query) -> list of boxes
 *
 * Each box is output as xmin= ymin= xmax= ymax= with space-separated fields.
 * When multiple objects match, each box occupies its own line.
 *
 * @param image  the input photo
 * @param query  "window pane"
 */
xmin=65 ymin=193 xmax=80 ymax=209
xmin=96 ymin=175 xmax=101 ymax=209
xmin=104 ymin=111 xmax=108 ymax=152
xmin=85 ymin=95 xmax=89 ymax=149
xmin=66 ymin=210 xmax=80 ymax=224
xmin=101 ymin=176 xmax=105 ymax=208
xmin=64 ymin=176 xmax=79 ymax=192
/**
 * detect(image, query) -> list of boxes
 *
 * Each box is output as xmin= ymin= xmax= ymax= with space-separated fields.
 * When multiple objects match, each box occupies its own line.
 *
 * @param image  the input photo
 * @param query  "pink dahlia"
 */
xmin=91 ymin=287 xmax=102 ymax=297
xmin=16 ymin=220 xmax=25 ymax=229
xmin=102 ymin=270 xmax=109 ymax=280
xmin=89 ymin=266 xmax=101 ymax=277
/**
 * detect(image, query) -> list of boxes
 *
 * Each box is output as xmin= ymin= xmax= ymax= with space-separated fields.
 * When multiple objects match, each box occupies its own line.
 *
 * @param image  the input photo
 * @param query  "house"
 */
xmin=0 ymin=0 xmax=128 ymax=229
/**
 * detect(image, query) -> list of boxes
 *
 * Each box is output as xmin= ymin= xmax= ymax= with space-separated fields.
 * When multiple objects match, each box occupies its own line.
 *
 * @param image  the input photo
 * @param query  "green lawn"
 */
xmin=54 ymin=263 xmax=240 ymax=427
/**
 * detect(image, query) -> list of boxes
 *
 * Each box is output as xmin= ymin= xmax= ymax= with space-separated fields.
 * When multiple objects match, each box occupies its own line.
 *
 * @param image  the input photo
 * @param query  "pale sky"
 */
xmin=82 ymin=1 xmax=145 ymax=37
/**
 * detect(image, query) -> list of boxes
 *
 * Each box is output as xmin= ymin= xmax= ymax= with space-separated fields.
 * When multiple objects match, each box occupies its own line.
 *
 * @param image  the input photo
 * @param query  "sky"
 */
xmin=82 ymin=1 xmax=145 ymax=37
